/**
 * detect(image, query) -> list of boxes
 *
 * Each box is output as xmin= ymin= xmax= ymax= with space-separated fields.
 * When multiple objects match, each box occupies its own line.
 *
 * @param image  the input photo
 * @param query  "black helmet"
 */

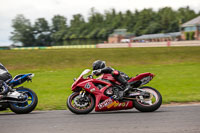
xmin=92 ymin=60 xmax=106 ymax=70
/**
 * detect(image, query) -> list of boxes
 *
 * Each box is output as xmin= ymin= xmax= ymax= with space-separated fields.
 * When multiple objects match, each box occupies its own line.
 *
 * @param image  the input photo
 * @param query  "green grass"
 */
xmin=0 ymin=47 xmax=200 ymax=110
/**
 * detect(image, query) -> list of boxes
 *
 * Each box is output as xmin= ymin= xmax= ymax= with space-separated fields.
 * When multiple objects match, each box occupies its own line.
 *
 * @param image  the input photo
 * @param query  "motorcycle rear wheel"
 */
xmin=9 ymin=87 xmax=38 ymax=114
xmin=67 ymin=92 xmax=95 ymax=114
xmin=133 ymin=86 xmax=162 ymax=112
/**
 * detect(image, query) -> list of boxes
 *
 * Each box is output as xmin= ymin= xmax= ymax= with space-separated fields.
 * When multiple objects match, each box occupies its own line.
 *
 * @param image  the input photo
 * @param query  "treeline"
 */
xmin=10 ymin=7 xmax=200 ymax=46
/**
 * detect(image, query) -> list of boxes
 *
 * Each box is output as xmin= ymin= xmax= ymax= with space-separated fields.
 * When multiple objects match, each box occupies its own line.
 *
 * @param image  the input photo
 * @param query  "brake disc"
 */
xmin=74 ymin=95 xmax=89 ymax=108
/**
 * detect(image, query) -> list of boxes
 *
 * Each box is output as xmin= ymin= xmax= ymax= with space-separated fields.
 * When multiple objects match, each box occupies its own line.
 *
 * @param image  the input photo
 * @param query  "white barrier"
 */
xmin=97 ymin=40 xmax=200 ymax=48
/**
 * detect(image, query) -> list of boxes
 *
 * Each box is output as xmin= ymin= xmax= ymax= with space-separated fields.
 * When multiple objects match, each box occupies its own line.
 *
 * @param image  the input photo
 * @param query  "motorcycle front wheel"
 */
xmin=9 ymin=87 xmax=38 ymax=114
xmin=67 ymin=92 xmax=95 ymax=114
xmin=133 ymin=86 xmax=162 ymax=112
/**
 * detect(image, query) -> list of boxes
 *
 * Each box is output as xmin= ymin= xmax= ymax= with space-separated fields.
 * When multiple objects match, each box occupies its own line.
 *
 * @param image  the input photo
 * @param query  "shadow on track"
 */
xmin=0 ymin=111 xmax=46 ymax=116
xmin=66 ymin=109 xmax=168 ymax=115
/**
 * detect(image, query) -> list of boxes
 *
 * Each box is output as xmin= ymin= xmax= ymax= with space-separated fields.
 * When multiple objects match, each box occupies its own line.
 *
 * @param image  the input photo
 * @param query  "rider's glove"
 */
xmin=92 ymin=70 xmax=101 ymax=75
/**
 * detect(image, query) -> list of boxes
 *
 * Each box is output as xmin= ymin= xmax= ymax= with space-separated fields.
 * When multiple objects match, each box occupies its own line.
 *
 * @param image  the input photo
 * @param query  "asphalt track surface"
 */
xmin=0 ymin=105 xmax=200 ymax=133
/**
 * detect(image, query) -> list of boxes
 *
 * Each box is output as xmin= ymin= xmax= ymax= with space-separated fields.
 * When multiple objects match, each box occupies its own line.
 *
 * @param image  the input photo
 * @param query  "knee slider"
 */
xmin=112 ymin=70 xmax=119 ymax=76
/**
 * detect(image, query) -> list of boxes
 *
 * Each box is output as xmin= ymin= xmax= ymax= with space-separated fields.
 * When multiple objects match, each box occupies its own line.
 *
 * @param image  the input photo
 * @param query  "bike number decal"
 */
xmin=84 ymin=83 xmax=91 ymax=89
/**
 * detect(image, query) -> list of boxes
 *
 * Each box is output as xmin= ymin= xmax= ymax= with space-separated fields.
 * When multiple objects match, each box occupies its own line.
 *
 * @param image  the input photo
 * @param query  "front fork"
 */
xmin=79 ymin=90 xmax=91 ymax=103
xmin=79 ymin=90 xmax=86 ymax=98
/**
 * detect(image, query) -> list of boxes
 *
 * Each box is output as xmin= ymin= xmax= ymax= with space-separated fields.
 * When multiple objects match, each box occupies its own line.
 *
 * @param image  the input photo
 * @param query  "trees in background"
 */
xmin=34 ymin=18 xmax=52 ymax=46
xmin=10 ymin=15 xmax=36 ymax=47
xmin=51 ymin=15 xmax=68 ymax=45
xmin=10 ymin=7 xmax=200 ymax=46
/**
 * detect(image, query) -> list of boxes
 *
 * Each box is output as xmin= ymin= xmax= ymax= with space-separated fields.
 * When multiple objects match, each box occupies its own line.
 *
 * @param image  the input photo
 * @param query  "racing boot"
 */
xmin=123 ymin=83 xmax=131 ymax=96
xmin=113 ymin=74 xmax=131 ymax=99
xmin=115 ymin=84 xmax=131 ymax=101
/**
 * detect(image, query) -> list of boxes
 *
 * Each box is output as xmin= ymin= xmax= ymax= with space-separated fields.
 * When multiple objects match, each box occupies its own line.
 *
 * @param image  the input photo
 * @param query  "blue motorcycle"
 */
xmin=0 ymin=73 xmax=38 ymax=114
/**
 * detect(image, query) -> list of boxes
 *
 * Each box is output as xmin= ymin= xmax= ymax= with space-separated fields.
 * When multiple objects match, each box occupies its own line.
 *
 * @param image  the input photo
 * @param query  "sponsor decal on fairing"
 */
xmin=98 ymin=98 xmax=130 ymax=109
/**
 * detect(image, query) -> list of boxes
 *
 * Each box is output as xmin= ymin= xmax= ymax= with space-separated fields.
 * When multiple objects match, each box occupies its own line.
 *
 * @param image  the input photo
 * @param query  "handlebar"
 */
xmin=87 ymin=74 xmax=93 ymax=79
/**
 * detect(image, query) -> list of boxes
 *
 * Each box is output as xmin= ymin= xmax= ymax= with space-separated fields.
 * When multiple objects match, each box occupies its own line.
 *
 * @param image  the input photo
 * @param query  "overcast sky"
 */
xmin=0 ymin=0 xmax=200 ymax=46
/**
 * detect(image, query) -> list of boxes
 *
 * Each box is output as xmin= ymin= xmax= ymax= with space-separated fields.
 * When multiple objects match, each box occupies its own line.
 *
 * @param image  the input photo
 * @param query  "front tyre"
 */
xmin=9 ymin=87 xmax=38 ymax=114
xmin=134 ymin=86 xmax=162 ymax=112
xmin=67 ymin=92 xmax=95 ymax=114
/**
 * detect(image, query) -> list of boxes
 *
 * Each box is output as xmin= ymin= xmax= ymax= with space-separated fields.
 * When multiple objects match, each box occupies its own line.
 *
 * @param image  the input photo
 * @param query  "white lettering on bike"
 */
xmin=90 ymin=88 xmax=95 ymax=92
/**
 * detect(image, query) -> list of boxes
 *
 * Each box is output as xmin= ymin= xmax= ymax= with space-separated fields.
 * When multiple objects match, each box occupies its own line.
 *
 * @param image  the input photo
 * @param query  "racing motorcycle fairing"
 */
xmin=9 ymin=73 xmax=34 ymax=87
xmin=67 ymin=69 xmax=162 ymax=114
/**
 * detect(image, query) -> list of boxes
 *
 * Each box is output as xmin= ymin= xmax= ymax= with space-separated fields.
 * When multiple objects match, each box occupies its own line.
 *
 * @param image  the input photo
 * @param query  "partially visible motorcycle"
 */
xmin=67 ymin=69 xmax=162 ymax=114
xmin=0 ymin=73 xmax=38 ymax=114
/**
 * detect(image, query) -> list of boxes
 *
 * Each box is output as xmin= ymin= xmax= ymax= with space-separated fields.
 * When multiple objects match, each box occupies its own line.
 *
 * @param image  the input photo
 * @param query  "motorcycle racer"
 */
xmin=0 ymin=63 xmax=12 ymax=98
xmin=67 ymin=63 xmax=162 ymax=114
xmin=92 ymin=60 xmax=131 ymax=99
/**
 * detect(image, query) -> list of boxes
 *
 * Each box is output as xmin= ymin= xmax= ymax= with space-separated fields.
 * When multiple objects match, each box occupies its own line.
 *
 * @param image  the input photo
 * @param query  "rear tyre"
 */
xmin=0 ymin=107 xmax=7 ymax=111
xmin=0 ymin=103 xmax=9 ymax=111
xmin=134 ymin=86 xmax=162 ymax=112
xmin=67 ymin=92 xmax=95 ymax=114
xmin=9 ymin=87 xmax=38 ymax=114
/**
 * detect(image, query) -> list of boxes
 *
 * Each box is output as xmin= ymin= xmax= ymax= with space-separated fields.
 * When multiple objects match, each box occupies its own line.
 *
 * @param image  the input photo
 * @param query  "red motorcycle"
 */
xmin=67 ymin=69 xmax=162 ymax=114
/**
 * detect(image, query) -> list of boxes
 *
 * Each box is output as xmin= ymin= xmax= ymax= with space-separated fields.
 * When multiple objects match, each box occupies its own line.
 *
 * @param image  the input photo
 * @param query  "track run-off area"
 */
xmin=0 ymin=104 xmax=200 ymax=133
